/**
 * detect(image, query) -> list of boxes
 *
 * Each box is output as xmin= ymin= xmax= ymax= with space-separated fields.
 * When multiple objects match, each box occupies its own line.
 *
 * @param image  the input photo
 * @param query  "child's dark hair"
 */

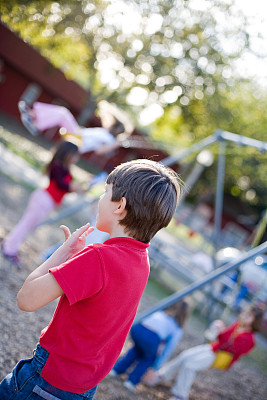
xmin=106 ymin=159 xmax=181 ymax=243
xmin=166 ymin=300 xmax=190 ymax=328
xmin=109 ymin=119 xmax=125 ymax=136
xmin=46 ymin=141 xmax=79 ymax=174
xmin=248 ymin=305 xmax=265 ymax=332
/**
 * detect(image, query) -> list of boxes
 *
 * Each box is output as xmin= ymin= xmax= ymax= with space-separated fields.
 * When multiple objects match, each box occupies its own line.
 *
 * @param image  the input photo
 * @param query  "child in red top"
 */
xmin=0 ymin=159 xmax=181 ymax=399
xmin=2 ymin=141 xmax=84 ymax=267
xmin=210 ymin=317 xmax=255 ymax=368
xmin=149 ymin=305 xmax=264 ymax=400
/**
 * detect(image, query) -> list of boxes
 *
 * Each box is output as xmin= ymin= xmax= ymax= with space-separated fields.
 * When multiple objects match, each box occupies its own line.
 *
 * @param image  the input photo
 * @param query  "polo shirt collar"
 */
xmin=103 ymin=236 xmax=149 ymax=250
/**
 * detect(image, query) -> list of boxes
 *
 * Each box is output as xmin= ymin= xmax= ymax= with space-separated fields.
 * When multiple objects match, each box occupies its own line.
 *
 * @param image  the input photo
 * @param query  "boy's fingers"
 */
xmin=85 ymin=226 xmax=94 ymax=235
xmin=74 ymin=223 xmax=91 ymax=237
xmin=60 ymin=223 xmax=92 ymax=242
xmin=60 ymin=225 xmax=71 ymax=241
xmin=79 ymin=226 xmax=94 ymax=241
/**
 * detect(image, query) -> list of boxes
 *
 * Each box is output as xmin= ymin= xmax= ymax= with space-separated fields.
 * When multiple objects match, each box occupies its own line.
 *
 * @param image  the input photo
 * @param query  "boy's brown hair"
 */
xmin=107 ymin=159 xmax=181 ymax=243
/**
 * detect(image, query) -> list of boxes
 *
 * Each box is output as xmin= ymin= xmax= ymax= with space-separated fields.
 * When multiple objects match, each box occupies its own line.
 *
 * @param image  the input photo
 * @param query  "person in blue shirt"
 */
xmin=110 ymin=300 xmax=189 ymax=392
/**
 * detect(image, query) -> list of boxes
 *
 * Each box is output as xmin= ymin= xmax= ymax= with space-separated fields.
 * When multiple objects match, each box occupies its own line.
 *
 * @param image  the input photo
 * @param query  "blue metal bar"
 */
xmin=217 ymin=129 xmax=267 ymax=152
xmin=178 ymin=163 xmax=205 ymax=205
xmin=162 ymin=133 xmax=218 ymax=166
xmin=162 ymin=130 xmax=267 ymax=168
xmin=213 ymin=140 xmax=226 ymax=255
xmin=134 ymin=241 xmax=267 ymax=324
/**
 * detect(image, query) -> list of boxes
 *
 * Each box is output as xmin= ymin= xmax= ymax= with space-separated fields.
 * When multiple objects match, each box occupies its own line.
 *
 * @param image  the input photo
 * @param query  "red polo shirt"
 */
xmin=39 ymin=237 xmax=150 ymax=393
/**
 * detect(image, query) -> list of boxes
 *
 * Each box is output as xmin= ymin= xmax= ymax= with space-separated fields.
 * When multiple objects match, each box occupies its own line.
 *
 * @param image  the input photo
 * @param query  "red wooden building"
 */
xmin=0 ymin=23 xmax=88 ymax=120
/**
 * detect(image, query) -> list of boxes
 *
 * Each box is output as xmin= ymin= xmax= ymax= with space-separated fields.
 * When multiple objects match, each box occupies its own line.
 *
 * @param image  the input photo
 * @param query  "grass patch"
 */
xmin=0 ymin=127 xmax=49 ymax=171
xmin=0 ymin=170 xmax=36 ymax=192
xmin=240 ymin=339 xmax=267 ymax=373
xmin=145 ymin=276 xmax=174 ymax=300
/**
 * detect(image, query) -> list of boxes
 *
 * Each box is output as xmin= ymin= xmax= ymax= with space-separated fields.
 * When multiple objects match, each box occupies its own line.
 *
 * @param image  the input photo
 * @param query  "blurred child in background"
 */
xmin=2 ymin=141 xmax=85 ymax=267
xmin=110 ymin=300 xmax=189 ymax=392
xmin=18 ymin=101 xmax=125 ymax=155
xmin=149 ymin=305 xmax=264 ymax=400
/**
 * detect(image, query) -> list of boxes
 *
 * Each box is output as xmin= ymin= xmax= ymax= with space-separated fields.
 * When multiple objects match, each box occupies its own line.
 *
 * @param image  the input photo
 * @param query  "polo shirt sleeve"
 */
xmin=49 ymin=246 xmax=104 ymax=305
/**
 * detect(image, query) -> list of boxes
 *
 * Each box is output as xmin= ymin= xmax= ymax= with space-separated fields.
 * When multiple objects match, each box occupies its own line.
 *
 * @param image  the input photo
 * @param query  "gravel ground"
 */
xmin=0 ymin=149 xmax=267 ymax=399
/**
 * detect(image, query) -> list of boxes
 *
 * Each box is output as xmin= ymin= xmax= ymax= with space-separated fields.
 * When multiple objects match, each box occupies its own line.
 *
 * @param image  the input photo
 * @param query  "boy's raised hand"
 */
xmin=60 ymin=223 xmax=94 ymax=257
xmin=17 ymin=223 xmax=94 ymax=312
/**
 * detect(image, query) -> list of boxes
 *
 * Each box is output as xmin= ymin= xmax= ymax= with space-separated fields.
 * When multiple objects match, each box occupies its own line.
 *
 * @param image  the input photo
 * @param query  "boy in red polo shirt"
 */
xmin=0 ymin=159 xmax=181 ymax=400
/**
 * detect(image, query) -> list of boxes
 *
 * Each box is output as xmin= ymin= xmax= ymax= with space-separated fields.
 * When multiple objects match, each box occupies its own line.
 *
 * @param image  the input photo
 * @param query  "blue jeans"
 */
xmin=113 ymin=324 xmax=161 ymax=385
xmin=0 ymin=344 xmax=97 ymax=400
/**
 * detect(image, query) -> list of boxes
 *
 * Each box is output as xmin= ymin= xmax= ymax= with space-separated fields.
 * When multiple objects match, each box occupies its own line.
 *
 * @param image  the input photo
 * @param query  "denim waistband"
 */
xmin=33 ymin=344 xmax=49 ymax=366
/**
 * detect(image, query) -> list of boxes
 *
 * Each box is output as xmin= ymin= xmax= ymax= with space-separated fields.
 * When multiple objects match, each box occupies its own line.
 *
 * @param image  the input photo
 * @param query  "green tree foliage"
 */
xmin=0 ymin=0 xmax=266 ymax=207
xmin=152 ymin=84 xmax=267 ymax=208
xmin=0 ymin=0 xmax=254 ymax=111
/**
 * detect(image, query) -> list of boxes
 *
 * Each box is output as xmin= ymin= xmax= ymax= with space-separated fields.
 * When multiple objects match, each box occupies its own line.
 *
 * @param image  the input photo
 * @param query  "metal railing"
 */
xmin=134 ymin=241 xmax=267 ymax=324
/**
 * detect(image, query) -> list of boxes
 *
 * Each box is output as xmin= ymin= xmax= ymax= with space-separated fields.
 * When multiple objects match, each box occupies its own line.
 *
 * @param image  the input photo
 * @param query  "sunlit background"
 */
xmin=2 ymin=0 xmax=267 ymax=125
xmin=1 ymin=0 xmax=267 ymax=209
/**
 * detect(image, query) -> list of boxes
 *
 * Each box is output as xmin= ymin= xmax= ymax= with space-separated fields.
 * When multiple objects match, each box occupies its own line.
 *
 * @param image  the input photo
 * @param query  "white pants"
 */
xmin=160 ymin=344 xmax=215 ymax=400
xmin=3 ymin=189 xmax=56 ymax=255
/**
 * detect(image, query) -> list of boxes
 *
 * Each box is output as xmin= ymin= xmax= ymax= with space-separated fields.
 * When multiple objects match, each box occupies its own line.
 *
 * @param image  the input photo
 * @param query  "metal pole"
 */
xmin=134 ymin=241 xmax=267 ymax=324
xmin=178 ymin=163 xmax=206 ymax=205
xmin=251 ymin=209 xmax=267 ymax=248
xmin=213 ymin=139 xmax=226 ymax=256
xmin=162 ymin=133 xmax=218 ymax=166
xmin=205 ymin=140 xmax=226 ymax=322
xmin=218 ymin=130 xmax=267 ymax=152
xmin=161 ymin=130 xmax=267 ymax=168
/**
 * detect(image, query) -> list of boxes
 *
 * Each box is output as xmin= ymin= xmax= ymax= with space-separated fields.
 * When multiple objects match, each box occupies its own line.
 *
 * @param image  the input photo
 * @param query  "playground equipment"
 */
xmin=134 ymin=241 xmax=267 ymax=324
xmin=136 ymin=129 xmax=267 ymax=322
xmin=163 ymin=129 xmax=267 ymax=254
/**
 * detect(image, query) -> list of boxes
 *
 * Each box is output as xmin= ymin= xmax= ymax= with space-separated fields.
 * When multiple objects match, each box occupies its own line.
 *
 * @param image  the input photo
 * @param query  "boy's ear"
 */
xmin=113 ymin=197 xmax=127 ymax=215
